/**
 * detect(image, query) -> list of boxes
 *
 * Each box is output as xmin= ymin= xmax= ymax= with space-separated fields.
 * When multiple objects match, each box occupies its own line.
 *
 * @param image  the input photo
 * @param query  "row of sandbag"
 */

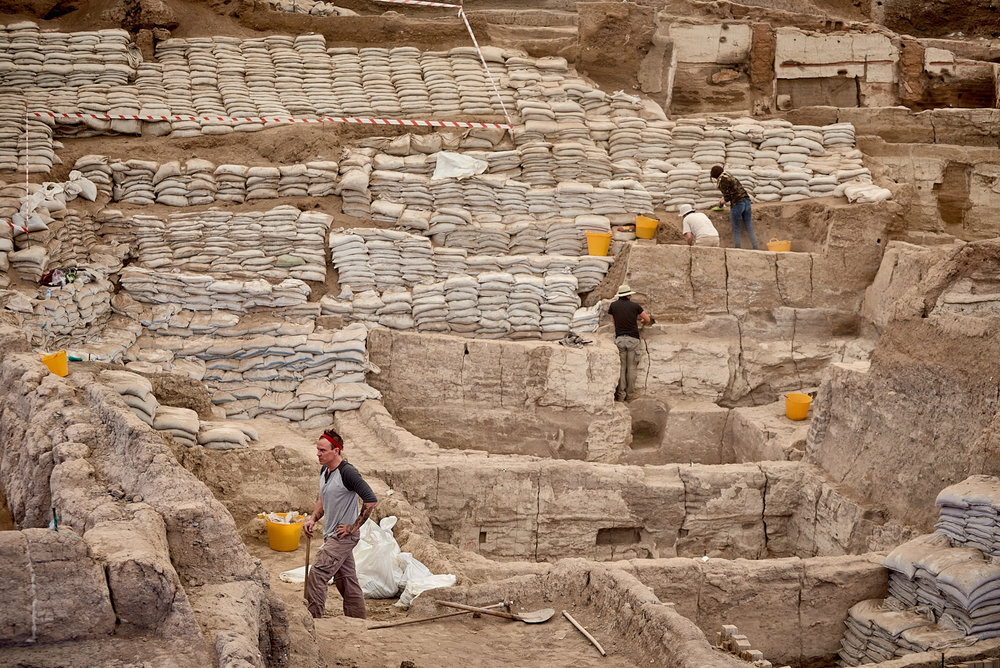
xmin=109 ymin=205 xmax=331 ymax=282
xmin=329 ymin=227 xmax=613 ymax=295
xmin=98 ymin=369 xmax=259 ymax=449
xmin=73 ymin=155 xmax=340 ymax=205
xmin=370 ymin=169 xmax=654 ymax=221
xmin=118 ymin=266 xmax=311 ymax=312
xmin=321 ymin=272 xmax=582 ymax=339
xmin=0 ymin=22 xmax=134 ymax=89
xmin=118 ymin=322 xmax=380 ymax=423
xmin=837 ymin=598 xmax=976 ymax=666
xmin=0 ymin=90 xmax=55 ymax=173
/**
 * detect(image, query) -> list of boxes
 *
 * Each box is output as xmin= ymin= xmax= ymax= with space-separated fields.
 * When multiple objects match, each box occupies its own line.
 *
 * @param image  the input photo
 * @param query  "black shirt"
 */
xmin=608 ymin=298 xmax=644 ymax=339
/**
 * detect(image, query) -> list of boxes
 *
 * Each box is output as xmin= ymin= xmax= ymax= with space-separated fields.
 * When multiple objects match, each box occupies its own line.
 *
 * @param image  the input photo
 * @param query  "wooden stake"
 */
xmin=562 ymin=610 xmax=606 ymax=656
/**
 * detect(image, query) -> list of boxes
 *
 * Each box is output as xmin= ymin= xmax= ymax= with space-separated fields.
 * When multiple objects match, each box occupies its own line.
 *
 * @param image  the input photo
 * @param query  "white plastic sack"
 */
xmin=432 ymin=151 xmax=488 ymax=181
xmin=354 ymin=516 xmax=404 ymax=598
xmin=395 ymin=553 xmax=456 ymax=608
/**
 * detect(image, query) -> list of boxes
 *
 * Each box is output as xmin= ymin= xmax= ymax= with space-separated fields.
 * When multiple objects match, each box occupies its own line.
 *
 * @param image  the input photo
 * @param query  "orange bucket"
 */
xmin=767 ymin=238 xmax=791 ymax=252
xmin=40 ymin=350 xmax=69 ymax=376
xmin=585 ymin=231 xmax=612 ymax=256
xmin=264 ymin=513 xmax=305 ymax=551
xmin=635 ymin=215 xmax=659 ymax=239
xmin=784 ymin=393 xmax=812 ymax=420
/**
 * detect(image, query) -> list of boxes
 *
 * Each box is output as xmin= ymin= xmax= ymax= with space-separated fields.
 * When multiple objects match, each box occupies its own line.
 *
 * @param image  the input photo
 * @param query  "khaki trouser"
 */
xmin=615 ymin=335 xmax=640 ymax=400
xmin=695 ymin=236 xmax=720 ymax=247
xmin=306 ymin=533 xmax=366 ymax=619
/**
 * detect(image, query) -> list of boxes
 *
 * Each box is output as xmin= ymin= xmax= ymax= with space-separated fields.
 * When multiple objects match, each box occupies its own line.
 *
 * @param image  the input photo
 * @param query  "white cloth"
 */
xmin=682 ymin=211 xmax=719 ymax=241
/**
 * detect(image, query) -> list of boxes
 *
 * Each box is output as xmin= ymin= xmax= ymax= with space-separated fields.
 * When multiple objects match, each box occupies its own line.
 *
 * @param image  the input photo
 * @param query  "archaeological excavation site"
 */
xmin=2 ymin=0 xmax=1000 ymax=666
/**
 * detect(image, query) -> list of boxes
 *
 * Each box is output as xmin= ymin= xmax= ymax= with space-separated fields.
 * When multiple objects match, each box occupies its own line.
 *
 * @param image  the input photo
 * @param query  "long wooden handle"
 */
xmin=303 ymin=534 xmax=311 ymax=603
xmin=368 ymin=610 xmax=472 ymax=630
xmin=436 ymin=600 xmax=515 ymax=620
xmin=563 ymin=611 xmax=606 ymax=656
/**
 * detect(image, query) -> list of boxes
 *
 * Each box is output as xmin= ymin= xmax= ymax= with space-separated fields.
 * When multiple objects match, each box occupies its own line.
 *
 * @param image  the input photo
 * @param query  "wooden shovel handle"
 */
xmin=368 ymin=610 xmax=472 ymax=630
xmin=303 ymin=534 xmax=311 ymax=603
xmin=436 ymin=600 xmax=515 ymax=620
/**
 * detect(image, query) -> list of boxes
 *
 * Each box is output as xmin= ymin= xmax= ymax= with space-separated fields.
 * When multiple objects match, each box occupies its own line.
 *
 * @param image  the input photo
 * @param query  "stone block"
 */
xmin=799 ymin=555 xmax=888 ymax=666
xmin=724 ymin=401 xmax=808 ymax=463
xmin=696 ymin=557 xmax=804 ymax=665
xmin=725 ymin=250 xmax=782 ymax=315
xmin=660 ymin=400 xmax=729 ymax=465
xmin=678 ymin=464 xmax=766 ymax=558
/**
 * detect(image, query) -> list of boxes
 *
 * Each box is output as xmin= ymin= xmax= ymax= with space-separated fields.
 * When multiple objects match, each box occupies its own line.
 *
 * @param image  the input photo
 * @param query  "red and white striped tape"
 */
xmin=26 ymin=110 xmax=512 ymax=130
xmin=5 ymin=220 xmax=29 ymax=234
xmin=373 ymin=0 xmax=460 ymax=6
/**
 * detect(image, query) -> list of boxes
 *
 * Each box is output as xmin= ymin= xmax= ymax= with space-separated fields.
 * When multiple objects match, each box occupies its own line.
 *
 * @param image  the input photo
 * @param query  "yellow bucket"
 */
xmin=585 ymin=231 xmax=612 ymax=256
xmin=40 ymin=350 xmax=69 ymax=377
xmin=635 ymin=215 xmax=659 ymax=239
xmin=265 ymin=513 xmax=305 ymax=551
xmin=767 ymin=238 xmax=791 ymax=252
xmin=785 ymin=393 xmax=812 ymax=420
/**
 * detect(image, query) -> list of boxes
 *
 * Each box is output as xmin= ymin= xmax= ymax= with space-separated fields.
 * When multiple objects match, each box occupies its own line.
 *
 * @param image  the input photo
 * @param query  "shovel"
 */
xmin=436 ymin=600 xmax=555 ymax=624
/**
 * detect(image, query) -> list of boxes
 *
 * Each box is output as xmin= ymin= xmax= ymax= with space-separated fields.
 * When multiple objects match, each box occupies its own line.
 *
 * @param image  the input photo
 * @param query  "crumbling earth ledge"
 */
xmin=0 ymin=324 xmax=292 ymax=668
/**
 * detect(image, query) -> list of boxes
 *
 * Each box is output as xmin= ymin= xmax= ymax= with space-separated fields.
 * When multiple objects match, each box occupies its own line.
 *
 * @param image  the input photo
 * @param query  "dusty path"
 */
xmin=253 ymin=539 xmax=637 ymax=667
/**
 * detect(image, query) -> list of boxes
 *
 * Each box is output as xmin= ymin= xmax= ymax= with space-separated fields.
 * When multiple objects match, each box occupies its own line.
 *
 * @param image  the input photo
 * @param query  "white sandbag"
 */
xmin=432 ymin=152 xmax=488 ymax=181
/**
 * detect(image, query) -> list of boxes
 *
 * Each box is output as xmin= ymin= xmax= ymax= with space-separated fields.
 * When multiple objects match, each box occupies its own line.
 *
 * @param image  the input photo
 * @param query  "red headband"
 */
xmin=321 ymin=433 xmax=342 ymax=450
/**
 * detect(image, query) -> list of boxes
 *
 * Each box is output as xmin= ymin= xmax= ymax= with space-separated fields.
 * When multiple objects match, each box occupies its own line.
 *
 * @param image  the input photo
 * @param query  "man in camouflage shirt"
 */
xmin=711 ymin=164 xmax=758 ymax=250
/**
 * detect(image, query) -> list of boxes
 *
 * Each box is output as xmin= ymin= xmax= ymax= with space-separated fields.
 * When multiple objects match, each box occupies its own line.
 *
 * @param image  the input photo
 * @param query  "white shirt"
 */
xmin=682 ymin=211 xmax=719 ymax=240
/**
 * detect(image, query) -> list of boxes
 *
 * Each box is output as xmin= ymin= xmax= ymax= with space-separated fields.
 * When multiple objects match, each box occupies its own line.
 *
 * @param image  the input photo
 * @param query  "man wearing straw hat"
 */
xmin=608 ymin=285 xmax=651 ymax=402
xmin=303 ymin=428 xmax=377 ymax=619
xmin=678 ymin=203 xmax=719 ymax=247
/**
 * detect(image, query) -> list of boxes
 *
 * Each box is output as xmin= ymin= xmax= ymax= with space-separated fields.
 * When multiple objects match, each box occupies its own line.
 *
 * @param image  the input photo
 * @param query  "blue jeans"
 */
xmin=730 ymin=199 xmax=758 ymax=250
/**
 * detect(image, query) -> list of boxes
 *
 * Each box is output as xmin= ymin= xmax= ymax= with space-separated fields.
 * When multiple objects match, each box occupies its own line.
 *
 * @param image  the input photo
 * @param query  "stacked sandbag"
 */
xmin=26 ymin=271 xmax=114 ymax=337
xmin=936 ymin=475 xmax=1000 ymax=556
xmin=443 ymin=274 xmax=479 ymax=335
xmin=339 ymin=151 xmax=373 ymax=217
xmin=376 ymin=287 xmax=414 ymax=330
xmin=197 ymin=420 xmax=257 ymax=450
xmin=837 ymin=599 xmax=972 ymax=667
xmin=72 ymin=155 xmax=113 ymax=197
xmin=412 ymin=281 xmax=449 ymax=333
xmin=508 ymin=274 xmax=544 ymax=340
xmin=127 ymin=206 xmax=331 ymax=280
xmin=111 ymin=159 xmax=156 ymax=204
xmin=152 ymin=405 xmax=199 ymax=447
xmin=99 ymin=369 xmax=160 ymax=427
xmin=540 ymin=273 xmax=580 ymax=339
xmin=476 ymin=271 xmax=513 ymax=338
xmin=570 ymin=302 xmax=602 ymax=333
xmin=119 ymin=267 xmax=311 ymax=311
xmin=0 ymin=23 xmax=133 ymax=90
xmin=329 ymin=231 xmax=376 ymax=292
xmin=8 ymin=245 xmax=49 ymax=282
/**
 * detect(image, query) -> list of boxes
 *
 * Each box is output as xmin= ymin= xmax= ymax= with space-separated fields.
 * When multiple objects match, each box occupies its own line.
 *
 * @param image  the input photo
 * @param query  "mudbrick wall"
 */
xmin=628 ymin=554 xmax=887 ymax=668
xmin=352 ymin=401 xmax=913 ymax=562
xmin=0 ymin=324 xmax=289 ymax=667
xmin=808 ymin=239 xmax=1000 ymax=530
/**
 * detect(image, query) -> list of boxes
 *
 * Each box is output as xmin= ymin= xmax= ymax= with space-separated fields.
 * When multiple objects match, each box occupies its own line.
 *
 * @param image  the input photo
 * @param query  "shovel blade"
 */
xmin=515 ymin=608 xmax=555 ymax=623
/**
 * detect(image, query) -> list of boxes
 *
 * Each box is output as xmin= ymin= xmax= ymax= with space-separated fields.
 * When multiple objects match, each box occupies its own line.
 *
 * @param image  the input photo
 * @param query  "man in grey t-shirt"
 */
xmin=303 ymin=429 xmax=377 ymax=619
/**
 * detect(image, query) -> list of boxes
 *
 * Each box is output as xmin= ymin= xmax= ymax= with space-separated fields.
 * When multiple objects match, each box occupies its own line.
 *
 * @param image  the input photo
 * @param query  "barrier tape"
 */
xmin=5 ymin=220 xmax=29 ymax=234
xmin=456 ymin=7 xmax=512 ymax=127
xmin=372 ymin=0 xmax=460 ymax=6
xmin=26 ymin=110 xmax=512 ymax=130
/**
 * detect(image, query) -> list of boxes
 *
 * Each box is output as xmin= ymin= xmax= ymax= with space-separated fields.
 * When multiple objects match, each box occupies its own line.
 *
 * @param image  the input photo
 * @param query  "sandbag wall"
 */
xmin=322 ymin=227 xmax=612 ymax=337
xmin=837 ymin=475 xmax=1000 ymax=666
